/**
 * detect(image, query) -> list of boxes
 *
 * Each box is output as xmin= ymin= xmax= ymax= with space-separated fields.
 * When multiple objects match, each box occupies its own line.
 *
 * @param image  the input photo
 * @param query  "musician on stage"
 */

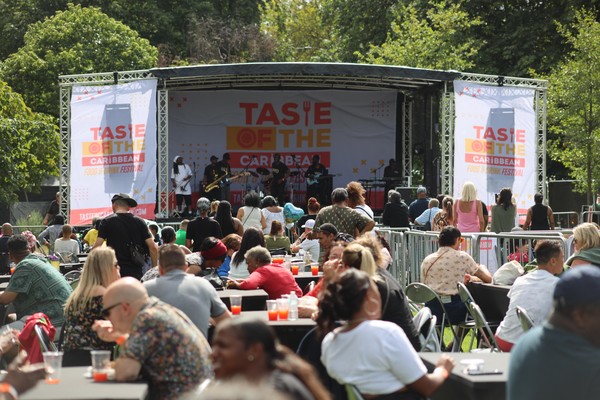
xmin=270 ymin=153 xmax=289 ymax=205
xmin=171 ymin=155 xmax=193 ymax=216
xmin=218 ymin=153 xmax=232 ymax=202
xmin=383 ymin=158 xmax=402 ymax=195
xmin=203 ymin=155 xmax=222 ymax=202
xmin=305 ymin=154 xmax=328 ymax=204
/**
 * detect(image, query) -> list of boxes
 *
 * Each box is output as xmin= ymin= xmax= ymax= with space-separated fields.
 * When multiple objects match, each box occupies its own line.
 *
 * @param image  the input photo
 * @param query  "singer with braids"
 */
xmin=171 ymin=155 xmax=193 ymax=216
xmin=318 ymin=269 xmax=455 ymax=399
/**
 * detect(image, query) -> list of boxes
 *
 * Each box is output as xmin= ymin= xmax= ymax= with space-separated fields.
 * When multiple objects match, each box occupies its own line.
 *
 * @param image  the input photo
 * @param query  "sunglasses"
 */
xmin=101 ymin=302 xmax=122 ymax=318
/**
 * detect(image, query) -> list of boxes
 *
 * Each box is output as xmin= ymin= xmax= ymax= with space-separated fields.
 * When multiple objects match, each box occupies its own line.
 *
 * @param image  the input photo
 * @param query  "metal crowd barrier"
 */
xmin=581 ymin=211 xmax=600 ymax=225
xmin=553 ymin=212 xmax=578 ymax=229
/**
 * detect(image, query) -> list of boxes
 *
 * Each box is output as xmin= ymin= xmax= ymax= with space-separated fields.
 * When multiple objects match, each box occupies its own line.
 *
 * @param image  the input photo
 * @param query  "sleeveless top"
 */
xmin=530 ymin=204 xmax=550 ymax=230
xmin=457 ymin=199 xmax=480 ymax=232
xmin=240 ymin=206 xmax=262 ymax=231
xmin=262 ymin=208 xmax=285 ymax=234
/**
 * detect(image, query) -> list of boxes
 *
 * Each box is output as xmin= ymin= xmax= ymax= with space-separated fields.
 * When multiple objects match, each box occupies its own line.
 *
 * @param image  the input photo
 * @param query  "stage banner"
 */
xmin=168 ymin=90 xmax=397 ymax=206
xmin=453 ymin=81 xmax=536 ymax=219
xmin=69 ymin=79 xmax=157 ymax=225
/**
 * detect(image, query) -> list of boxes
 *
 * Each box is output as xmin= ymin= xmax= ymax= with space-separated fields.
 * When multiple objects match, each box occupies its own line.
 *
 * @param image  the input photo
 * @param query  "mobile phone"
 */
xmin=467 ymin=369 xmax=503 ymax=376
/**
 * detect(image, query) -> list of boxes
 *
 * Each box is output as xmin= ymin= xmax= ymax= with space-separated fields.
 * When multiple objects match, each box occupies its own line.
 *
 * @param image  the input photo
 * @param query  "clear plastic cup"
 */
xmin=277 ymin=298 xmax=289 ymax=321
xmin=90 ymin=350 xmax=111 ymax=382
xmin=266 ymin=300 xmax=278 ymax=321
xmin=230 ymin=295 xmax=242 ymax=315
xmin=43 ymin=351 xmax=63 ymax=384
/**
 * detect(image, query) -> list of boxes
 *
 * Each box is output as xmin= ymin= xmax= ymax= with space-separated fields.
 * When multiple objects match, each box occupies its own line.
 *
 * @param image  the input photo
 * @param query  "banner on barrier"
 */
xmin=453 ymin=81 xmax=536 ymax=218
xmin=69 ymin=79 xmax=157 ymax=224
xmin=168 ymin=90 xmax=396 ymax=205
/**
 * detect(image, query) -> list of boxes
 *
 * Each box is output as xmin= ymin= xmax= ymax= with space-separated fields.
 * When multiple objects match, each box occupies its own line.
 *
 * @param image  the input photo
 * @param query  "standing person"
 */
xmin=0 ymin=223 xmax=13 ymax=274
xmin=297 ymin=197 xmax=321 ymax=236
xmin=305 ymin=155 xmax=328 ymax=204
xmin=314 ymin=188 xmax=374 ymax=237
xmin=491 ymin=188 xmax=517 ymax=233
xmin=218 ymin=153 xmax=232 ymax=202
xmin=236 ymin=191 xmax=267 ymax=232
xmin=171 ymin=155 xmax=193 ymax=216
xmin=383 ymin=158 xmax=402 ymax=195
xmin=381 ymin=190 xmax=410 ymax=228
xmin=270 ymin=154 xmax=289 ymax=206
xmin=203 ymin=155 xmax=223 ymax=201
xmin=408 ymin=186 xmax=429 ymax=223
xmin=38 ymin=215 xmax=65 ymax=251
xmin=83 ymin=218 xmax=100 ymax=248
xmin=93 ymin=278 xmax=213 ymax=400
xmin=53 ymin=224 xmax=80 ymax=256
xmin=432 ymin=196 xmax=454 ymax=232
xmin=523 ymin=193 xmax=555 ymax=230
xmin=346 ymin=181 xmax=374 ymax=220
xmin=508 ymin=266 xmax=600 ymax=399
xmin=43 ymin=192 xmax=60 ymax=226
xmin=186 ymin=198 xmax=222 ymax=252
xmin=215 ymin=201 xmax=243 ymax=237
xmin=94 ymin=193 xmax=158 ymax=280
xmin=261 ymin=196 xmax=285 ymax=235
xmin=453 ymin=181 xmax=485 ymax=233
xmin=175 ymin=219 xmax=189 ymax=246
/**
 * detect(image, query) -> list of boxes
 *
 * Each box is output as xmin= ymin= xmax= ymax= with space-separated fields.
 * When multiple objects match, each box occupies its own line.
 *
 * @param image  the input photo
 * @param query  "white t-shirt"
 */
xmin=299 ymin=239 xmax=320 ymax=262
xmin=495 ymin=269 xmax=558 ymax=344
xmin=355 ymin=204 xmax=374 ymax=220
xmin=262 ymin=208 xmax=285 ymax=234
xmin=171 ymin=164 xmax=193 ymax=195
xmin=228 ymin=254 xmax=250 ymax=280
xmin=321 ymin=320 xmax=427 ymax=395
xmin=53 ymin=238 xmax=80 ymax=256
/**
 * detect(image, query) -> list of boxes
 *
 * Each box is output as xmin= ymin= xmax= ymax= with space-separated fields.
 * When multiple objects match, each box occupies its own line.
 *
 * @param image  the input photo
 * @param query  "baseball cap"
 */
xmin=319 ymin=223 xmax=338 ymax=236
xmin=554 ymin=265 xmax=600 ymax=309
xmin=417 ymin=186 xmax=427 ymax=194
xmin=302 ymin=219 xmax=315 ymax=229
xmin=111 ymin=193 xmax=137 ymax=207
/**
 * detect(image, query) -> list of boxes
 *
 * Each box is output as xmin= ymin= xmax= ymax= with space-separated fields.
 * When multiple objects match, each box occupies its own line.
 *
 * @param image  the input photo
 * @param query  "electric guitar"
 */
xmin=306 ymin=173 xmax=340 ymax=185
xmin=204 ymin=171 xmax=251 ymax=192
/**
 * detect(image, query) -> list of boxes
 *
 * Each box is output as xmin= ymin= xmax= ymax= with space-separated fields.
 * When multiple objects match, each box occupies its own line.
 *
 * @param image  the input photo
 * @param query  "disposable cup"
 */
xmin=43 ymin=351 xmax=63 ymax=384
xmin=90 ymin=350 xmax=111 ymax=382
xmin=266 ymin=300 xmax=278 ymax=321
xmin=291 ymin=265 xmax=299 ymax=275
xmin=277 ymin=298 xmax=289 ymax=321
xmin=311 ymin=263 xmax=319 ymax=276
xmin=230 ymin=295 xmax=242 ymax=315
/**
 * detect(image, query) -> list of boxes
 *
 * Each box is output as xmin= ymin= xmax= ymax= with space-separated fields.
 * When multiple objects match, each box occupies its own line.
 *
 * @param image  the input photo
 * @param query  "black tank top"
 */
xmin=530 ymin=204 xmax=549 ymax=230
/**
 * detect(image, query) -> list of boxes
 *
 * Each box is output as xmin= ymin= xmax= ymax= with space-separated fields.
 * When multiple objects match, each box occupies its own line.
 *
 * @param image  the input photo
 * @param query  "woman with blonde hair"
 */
xmin=453 ymin=182 xmax=485 ymax=232
xmin=432 ymin=196 xmax=454 ymax=231
xmin=62 ymin=247 xmax=121 ymax=358
xmin=566 ymin=222 xmax=600 ymax=267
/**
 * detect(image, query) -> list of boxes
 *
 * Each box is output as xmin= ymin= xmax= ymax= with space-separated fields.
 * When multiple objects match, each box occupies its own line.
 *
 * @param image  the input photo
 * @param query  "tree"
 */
xmin=358 ymin=1 xmax=482 ymax=71
xmin=0 ymin=81 xmax=59 ymax=205
xmin=260 ymin=0 xmax=339 ymax=62
xmin=546 ymin=10 xmax=600 ymax=204
xmin=0 ymin=4 xmax=157 ymax=116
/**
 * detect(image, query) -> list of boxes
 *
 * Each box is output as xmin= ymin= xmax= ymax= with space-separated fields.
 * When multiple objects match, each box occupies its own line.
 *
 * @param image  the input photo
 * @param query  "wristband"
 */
xmin=0 ymin=383 xmax=18 ymax=400
xmin=116 ymin=335 xmax=127 ymax=346
xmin=435 ymin=367 xmax=449 ymax=379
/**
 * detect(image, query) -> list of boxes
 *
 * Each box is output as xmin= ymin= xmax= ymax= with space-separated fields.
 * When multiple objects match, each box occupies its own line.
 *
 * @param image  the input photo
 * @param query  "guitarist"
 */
xmin=270 ymin=153 xmax=289 ymax=206
xmin=203 ymin=155 xmax=222 ymax=201
xmin=217 ymin=153 xmax=232 ymax=202
xmin=171 ymin=155 xmax=193 ymax=216
xmin=305 ymin=154 xmax=328 ymax=204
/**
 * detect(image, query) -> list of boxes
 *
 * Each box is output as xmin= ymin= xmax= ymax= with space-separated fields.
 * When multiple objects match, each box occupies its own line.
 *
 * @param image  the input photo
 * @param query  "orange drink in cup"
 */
xmin=230 ymin=295 xmax=242 ymax=315
xmin=291 ymin=264 xmax=299 ymax=275
xmin=277 ymin=298 xmax=289 ymax=320
xmin=273 ymin=257 xmax=284 ymax=264
xmin=266 ymin=300 xmax=278 ymax=321
xmin=311 ymin=263 xmax=319 ymax=276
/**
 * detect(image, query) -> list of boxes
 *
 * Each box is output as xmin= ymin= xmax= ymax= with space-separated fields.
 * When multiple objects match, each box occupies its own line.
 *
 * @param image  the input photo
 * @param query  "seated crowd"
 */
xmin=0 ymin=181 xmax=598 ymax=400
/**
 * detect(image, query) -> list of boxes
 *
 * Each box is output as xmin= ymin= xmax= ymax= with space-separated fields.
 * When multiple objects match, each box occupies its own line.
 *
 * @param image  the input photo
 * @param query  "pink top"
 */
xmin=456 ymin=199 xmax=480 ymax=232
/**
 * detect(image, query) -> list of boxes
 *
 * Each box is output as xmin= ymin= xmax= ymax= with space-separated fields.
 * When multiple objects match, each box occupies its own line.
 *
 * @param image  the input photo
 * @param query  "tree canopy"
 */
xmin=0 ymin=4 xmax=158 ymax=116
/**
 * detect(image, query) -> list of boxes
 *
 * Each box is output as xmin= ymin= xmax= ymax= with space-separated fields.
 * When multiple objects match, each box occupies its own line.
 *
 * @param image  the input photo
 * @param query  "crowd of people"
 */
xmin=0 ymin=177 xmax=598 ymax=400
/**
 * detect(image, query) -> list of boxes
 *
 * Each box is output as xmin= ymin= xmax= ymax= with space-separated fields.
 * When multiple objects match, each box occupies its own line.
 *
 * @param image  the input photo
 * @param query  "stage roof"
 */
xmin=149 ymin=62 xmax=461 ymax=92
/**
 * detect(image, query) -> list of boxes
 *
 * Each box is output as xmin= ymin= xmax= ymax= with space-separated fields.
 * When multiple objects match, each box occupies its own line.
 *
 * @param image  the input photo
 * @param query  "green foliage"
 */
xmin=0 ymin=81 xmax=58 ymax=205
xmin=546 ymin=10 xmax=600 ymax=203
xmin=0 ymin=4 xmax=158 ymax=116
xmin=358 ymin=1 xmax=482 ymax=70
xmin=261 ymin=0 xmax=339 ymax=62
xmin=15 ymin=210 xmax=44 ymax=235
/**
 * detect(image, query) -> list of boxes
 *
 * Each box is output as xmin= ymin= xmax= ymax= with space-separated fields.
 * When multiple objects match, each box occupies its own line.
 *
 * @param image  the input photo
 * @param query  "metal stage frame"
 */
xmin=59 ymin=63 xmax=547 ymax=219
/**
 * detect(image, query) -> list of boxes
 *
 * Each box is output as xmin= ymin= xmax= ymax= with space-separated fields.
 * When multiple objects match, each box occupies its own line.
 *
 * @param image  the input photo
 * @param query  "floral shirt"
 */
xmin=122 ymin=297 xmax=212 ymax=400
xmin=62 ymin=296 xmax=113 ymax=352
xmin=314 ymin=205 xmax=371 ymax=236
xmin=432 ymin=211 xmax=451 ymax=232
xmin=421 ymin=247 xmax=479 ymax=296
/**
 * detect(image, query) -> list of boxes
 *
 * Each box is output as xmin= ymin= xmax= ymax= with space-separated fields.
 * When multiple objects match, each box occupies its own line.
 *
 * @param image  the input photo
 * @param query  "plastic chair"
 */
xmin=412 ymin=307 xmax=440 ymax=352
xmin=63 ymin=270 xmax=81 ymax=283
xmin=405 ymin=282 xmax=460 ymax=351
xmin=269 ymin=248 xmax=287 ymax=256
xmin=456 ymin=282 xmax=480 ymax=351
xmin=516 ymin=306 xmax=535 ymax=332
xmin=468 ymin=302 xmax=501 ymax=352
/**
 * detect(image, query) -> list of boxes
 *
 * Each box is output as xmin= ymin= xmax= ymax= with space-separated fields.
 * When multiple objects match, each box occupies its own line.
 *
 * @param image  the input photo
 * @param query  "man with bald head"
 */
xmin=0 ymin=223 xmax=13 ymax=274
xmin=93 ymin=277 xmax=212 ymax=400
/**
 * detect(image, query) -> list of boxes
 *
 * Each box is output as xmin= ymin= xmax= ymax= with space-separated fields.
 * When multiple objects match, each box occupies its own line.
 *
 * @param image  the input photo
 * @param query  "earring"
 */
xmin=247 ymin=354 xmax=255 ymax=362
xmin=365 ymin=297 xmax=379 ymax=317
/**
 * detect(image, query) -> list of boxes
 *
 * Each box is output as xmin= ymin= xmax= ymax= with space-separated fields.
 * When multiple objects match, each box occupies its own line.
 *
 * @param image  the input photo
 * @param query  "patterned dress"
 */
xmin=314 ymin=205 xmax=371 ymax=236
xmin=122 ymin=297 xmax=212 ymax=400
xmin=62 ymin=296 xmax=113 ymax=352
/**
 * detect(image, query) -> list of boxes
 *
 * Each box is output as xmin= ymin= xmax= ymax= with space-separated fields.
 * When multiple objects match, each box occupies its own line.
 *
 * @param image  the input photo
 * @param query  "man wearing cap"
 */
xmin=94 ymin=193 xmax=158 ymax=280
xmin=314 ymin=188 xmax=374 ymax=237
xmin=270 ymin=154 xmax=289 ymax=206
xmin=291 ymin=219 xmax=320 ymax=262
xmin=171 ymin=156 xmax=193 ymax=217
xmin=203 ymin=155 xmax=222 ymax=201
xmin=218 ymin=153 xmax=232 ymax=202
xmin=144 ymin=244 xmax=230 ymax=337
xmin=317 ymin=223 xmax=338 ymax=265
xmin=186 ymin=197 xmax=222 ymax=252
xmin=408 ymin=186 xmax=429 ymax=223
xmin=508 ymin=265 xmax=600 ymax=399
